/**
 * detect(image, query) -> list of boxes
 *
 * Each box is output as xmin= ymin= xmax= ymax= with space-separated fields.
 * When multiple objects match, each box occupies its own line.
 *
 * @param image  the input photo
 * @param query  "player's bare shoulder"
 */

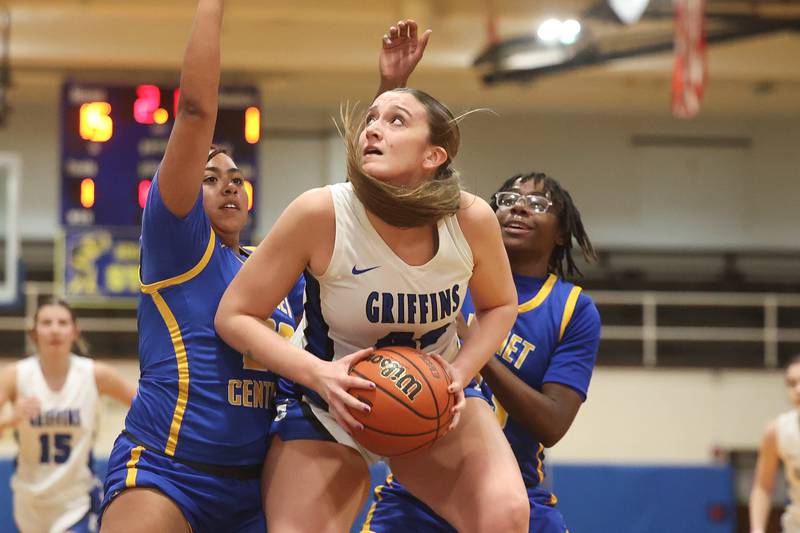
xmin=456 ymin=190 xmax=501 ymax=243
xmin=0 ymin=363 xmax=17 ymax=401
xmin=763 ymin=418 xmax=779 ymax=443
xmin=287 ymin=187 xmax=334 ymax=227
xmin=275 ymin=186 xmax=336 ymax=274
xmin=274 ymin=186 xmax=335 ymax=244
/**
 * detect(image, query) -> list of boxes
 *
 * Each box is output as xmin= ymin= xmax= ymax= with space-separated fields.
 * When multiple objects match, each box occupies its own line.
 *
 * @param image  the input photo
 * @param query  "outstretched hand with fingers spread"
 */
xmin=379 ymin=19 xmax=432 ymax=88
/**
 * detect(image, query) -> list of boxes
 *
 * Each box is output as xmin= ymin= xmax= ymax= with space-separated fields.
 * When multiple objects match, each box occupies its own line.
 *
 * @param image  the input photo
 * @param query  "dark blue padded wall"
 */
xmin=0 ymin=460 xmax=734 ymax=533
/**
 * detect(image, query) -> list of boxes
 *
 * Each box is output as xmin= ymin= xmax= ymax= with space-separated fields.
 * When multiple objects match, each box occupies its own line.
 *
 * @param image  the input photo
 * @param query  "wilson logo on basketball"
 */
xmin=348 ymin=346 xmax=454 ymax=456
xmin=368 ymin=354 xmax=423 ymax=401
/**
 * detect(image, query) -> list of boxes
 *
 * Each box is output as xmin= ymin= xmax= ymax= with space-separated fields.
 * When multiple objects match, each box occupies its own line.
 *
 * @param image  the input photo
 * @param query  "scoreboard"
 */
xmin=59 ymin=82 xmax=261 ymax=303
xmin=60 ymin=82 xmax=261 ymax=228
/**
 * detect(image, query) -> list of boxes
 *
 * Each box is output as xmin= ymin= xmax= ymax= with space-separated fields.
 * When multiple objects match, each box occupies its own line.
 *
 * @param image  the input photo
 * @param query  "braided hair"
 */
xmin=490 ymin=172 xmax=596 ymax=278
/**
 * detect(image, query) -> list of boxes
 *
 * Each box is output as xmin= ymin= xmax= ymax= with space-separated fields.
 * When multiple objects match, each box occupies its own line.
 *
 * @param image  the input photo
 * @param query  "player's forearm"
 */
xmin=110 ymin=382 xmax=137 ymax=407
xmin=453 ymin=303 xmax=516 ymax=382
xmin=375 ymin=76 xmax=407 ymax=100
xmin=480 ymin=357 xmax=567 ymax=447
xmin=177 ymin=0 xmax=223 ymax=120
xmin=749 ymin=485 xmax=772 ymax=532
xmin=216 ymin=313 xmax=323 ymax=391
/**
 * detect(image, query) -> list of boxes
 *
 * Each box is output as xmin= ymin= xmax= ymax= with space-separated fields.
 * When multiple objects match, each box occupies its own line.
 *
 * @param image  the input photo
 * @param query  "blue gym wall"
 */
xmin=0 ymin=460 xmax=734 ymax=532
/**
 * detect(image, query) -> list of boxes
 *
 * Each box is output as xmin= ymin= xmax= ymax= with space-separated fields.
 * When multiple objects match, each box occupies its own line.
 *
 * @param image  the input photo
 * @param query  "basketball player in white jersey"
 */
xmin=0 ymin=299 xmax=135 ymax=533
xmin=215 ymin=24 xmax=529 ymax=533
xmin=750 ymin=355 xmax=800 ymax=533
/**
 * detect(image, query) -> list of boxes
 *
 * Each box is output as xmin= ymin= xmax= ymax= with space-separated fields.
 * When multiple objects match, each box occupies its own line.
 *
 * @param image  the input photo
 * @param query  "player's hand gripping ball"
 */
xmin=347 ymin=346 xmax=454 ymax=456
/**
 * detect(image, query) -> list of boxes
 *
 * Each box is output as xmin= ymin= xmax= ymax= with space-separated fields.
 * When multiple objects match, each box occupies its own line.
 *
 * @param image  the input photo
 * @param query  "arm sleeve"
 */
xmin=542 ymin=293 xmax=601 ymax=401
xmin=139 ymin=170 xmax=211 ymax=284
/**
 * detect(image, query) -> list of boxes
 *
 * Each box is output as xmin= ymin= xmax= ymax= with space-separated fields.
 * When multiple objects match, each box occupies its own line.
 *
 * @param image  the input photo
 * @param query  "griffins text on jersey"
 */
xmin=366 ymin=284 xmax=461 ymax=325
xmin=29 ymin=409 xmax=82 ymax=427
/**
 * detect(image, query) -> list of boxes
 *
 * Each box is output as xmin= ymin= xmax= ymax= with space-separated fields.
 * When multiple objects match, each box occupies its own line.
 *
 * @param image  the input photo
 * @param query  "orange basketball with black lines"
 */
xmin=347 ymin=346 xmax=454 ymax=457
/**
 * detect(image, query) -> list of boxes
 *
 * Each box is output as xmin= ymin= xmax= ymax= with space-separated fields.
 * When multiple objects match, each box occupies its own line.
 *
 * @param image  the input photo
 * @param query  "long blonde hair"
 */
xmin=341 ymin=88 xmax=462 ymax=228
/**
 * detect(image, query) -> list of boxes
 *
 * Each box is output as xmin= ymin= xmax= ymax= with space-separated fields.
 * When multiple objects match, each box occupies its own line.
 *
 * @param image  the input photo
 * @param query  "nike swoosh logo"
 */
xmin=352 ymin=265 xmax=380 ymax=275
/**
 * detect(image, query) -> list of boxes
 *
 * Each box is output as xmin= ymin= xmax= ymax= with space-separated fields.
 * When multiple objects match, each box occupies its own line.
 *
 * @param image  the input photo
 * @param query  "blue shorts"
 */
xmin=271 ymin=379 xmax=489 ymax=448
xmin=100 ymin=432 xmax=265 ymax=533
xmin=361 ymin=476 xmax=568 ymax=533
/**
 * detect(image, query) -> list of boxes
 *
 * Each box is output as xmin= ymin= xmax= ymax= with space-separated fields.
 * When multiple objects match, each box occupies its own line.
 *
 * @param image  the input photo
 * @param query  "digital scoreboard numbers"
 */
xmin=59 ymin=82 xmax=261 ymax=303
xmin=60 ymin=82 xmax=261 ymax=227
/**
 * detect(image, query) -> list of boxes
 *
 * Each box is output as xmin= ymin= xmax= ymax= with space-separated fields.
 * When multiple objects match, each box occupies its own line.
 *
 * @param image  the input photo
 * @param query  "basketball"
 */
xmin=347 ymin=346 xmax=454 ymax=457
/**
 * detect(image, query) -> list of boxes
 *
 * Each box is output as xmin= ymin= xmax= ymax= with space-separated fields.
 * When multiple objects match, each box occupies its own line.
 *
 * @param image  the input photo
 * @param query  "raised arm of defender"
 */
xmin=158 ymin=0 xmax=223 ymax=218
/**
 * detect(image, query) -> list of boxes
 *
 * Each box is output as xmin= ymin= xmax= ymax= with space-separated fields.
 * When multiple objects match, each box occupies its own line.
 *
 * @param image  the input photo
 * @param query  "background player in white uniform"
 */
xmin=750 ymin=354 xmax=800 ymax=533
xmin=0 ymin=299 xmax=135 ymax=533
xmin=215 ymin=26 xmax=529 ymax=533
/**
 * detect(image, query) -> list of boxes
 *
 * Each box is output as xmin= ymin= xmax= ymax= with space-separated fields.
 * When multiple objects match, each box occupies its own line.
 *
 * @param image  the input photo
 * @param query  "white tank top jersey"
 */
xmin=12 ymin=354 xmax=99 ymax=505
xmin=293 ymin=182 xmax=474 ymax=366
xmin=777 ymin=409 xmax=800 ymax=530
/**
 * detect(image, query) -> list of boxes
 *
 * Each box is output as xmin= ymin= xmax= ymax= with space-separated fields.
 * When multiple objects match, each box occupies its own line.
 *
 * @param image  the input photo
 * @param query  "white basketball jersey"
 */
xmin=294 ymin=182 xmax=473 ymax=366
xmin=12 ymin=355 xmax=99 ymax=506
xmin=777 ymin=409 xmax=800 ymax=530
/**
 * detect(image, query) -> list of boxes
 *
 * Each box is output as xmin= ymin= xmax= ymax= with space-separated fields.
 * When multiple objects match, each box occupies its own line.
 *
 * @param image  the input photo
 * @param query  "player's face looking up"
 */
xmin=786 ymin=362 xmax=800 ymax=407
xmin=202 ymin=151 xmax=249 ymax=240
xmin=30 ymin=304 xmax=78 ymax=355
xmin=495 ymin=177 xmax=563 ymax=258
xmin=359 ymin=90 xmax=448 ymax=188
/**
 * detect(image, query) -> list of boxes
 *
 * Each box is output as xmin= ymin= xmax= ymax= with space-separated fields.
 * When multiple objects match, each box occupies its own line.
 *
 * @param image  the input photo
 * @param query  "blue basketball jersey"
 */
xmin=463 ymin=273 xmax=600 ymax=490
xmin=123 ymin=173 xmax=299 ymax=466
xmin=361 ymin=273 xmax=600 ymax=533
